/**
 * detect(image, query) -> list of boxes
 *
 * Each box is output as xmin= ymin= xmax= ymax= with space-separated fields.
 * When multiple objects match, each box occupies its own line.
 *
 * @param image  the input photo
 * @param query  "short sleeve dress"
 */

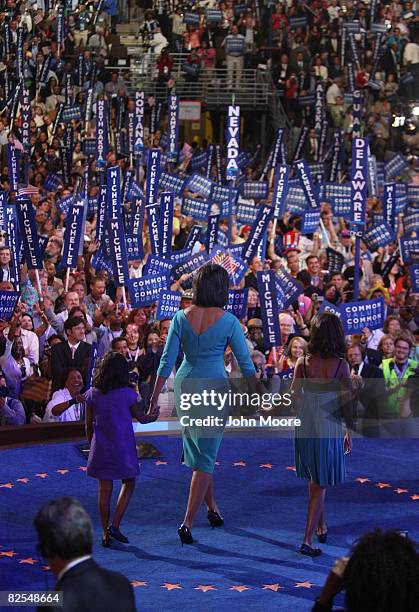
xmin=85 ymin=386 xmax=140 ymax=480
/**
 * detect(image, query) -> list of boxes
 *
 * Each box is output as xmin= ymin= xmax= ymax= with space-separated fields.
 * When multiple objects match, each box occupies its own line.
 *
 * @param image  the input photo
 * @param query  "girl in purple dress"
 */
xmin=85 ymin=352 xmax=158 ymax=547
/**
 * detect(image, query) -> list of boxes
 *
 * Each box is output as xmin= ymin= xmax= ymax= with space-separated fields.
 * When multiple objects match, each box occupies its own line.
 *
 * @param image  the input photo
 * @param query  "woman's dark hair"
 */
xmin=93 ymin=352 xmax=129 ymax=393
xmin=21 ymin=313 xmax=34 ymax=330
xmin=59 ymin=367 xmax=82 ymax=390
xmin=343 ymin=529 xmax=419 ymax=612
xmin=68 ymin=306 xmax=87 ymax=322
xmin=324 ymin=282 xmax=341 ymax=305
xmin=192 ymin=263 xmax=229 ymax=308
xmin=308 ymin=312 xmax=346 ymax=358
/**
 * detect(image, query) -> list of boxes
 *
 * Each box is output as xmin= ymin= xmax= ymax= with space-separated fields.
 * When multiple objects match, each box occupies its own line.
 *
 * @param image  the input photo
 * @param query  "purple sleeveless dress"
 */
xmin=85 ymin=387 xmax=140 ymax=480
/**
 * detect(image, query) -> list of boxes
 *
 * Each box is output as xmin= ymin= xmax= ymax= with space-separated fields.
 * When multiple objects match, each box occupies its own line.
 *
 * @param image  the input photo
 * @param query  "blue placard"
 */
xmin=0 ymin=291 xmax=20 ymax=321
xmin=62 ymin=105 xmax=82 ymax=123
xmin=171 ymin=251 xmax=210 ymax=282
xmin=301 ymin=209 xmax=321 ymax=234
xmin=128 ymin=273 xmax=169 ymax=307
xmin=294 ymin=160 xmax=319 ymax=209
xmin=385 ymin=153 xmax=409 ymax=179
xmin=236 ymin=202 xmax=258 ymax=225
xmin=275 ymin=266 xmax=303 ymax=308
xmin=225 ymin=289 xmax=249 ymax=319
xmin=159 ymin=171 xmax=185 ymax=195
xmin=318 ymin=300 xmax=342 ymax=319
xmin=409 ymin=265 xmax=419 ymax=293
xmin=350 ymin=137 xmax=368 ymax=225
xmin=404 ymin=211 xmax=419 ymax=234
xmin=242 ymin=181 xmax=269 ymax=200
xmin=364 ymin=222 xmax=395 ymax=251
xmin=257 ymin=271 xmax=282 ymax=347
xmin=399 ymin=236 xmax=419 ymax=264
xmin=156 ymin=290 xmax=182 ymax=320
xmin=226 ymin=105 xmax=240 ymax=181
xmin=186 ymin=173 xmax=213 ymax=198
xmin=241 ymin=205 xmax=273 ymax=263
xmin=182 ymin=196 xmax=211 ymax=220
xmin=340 ymin=298 xmax=385 ymax=334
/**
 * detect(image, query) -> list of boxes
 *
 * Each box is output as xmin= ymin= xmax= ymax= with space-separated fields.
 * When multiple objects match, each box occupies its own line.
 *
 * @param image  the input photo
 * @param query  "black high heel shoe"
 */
xmin=108 ymin=525 xmax=129 ymax=544
xmin=300 ymin=543 xmax=322 ymax=557
xmin=101 ymin=532 xmax=111 ymax=548
xmin=207 ymin=510 xmax=224 ymax=528
xmin=316 ymin=529 xmax=328 ymax=544
xmin=178 ymin=524 xmax=193 ymax=546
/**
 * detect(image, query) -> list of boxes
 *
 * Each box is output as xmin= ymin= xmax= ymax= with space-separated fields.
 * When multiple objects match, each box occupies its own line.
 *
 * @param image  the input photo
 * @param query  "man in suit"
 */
xmin=347 ymin=343 xmax=385 ymax=436
xmin=34 ymin=497 xmax=135 ymax=612
xmin=51 ymin=317 xmax=91 ymax=391
xmin=0 ymin=246 xmax=12 ymax=282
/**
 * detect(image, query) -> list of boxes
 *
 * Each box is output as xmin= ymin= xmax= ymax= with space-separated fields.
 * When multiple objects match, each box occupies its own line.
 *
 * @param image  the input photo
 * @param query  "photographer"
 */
xmin=0 ymin=370 xmax=25 ymax=426
xmin=312 ymin=529 xmax=419 ymax=612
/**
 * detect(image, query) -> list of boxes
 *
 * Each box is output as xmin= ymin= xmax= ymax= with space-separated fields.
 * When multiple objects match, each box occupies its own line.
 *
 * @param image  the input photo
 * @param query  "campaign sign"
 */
xmin=318 ymin=300 xmax=342 ymax=319
xmin=409 ymin=265 xmax=419 ymax=293
xmin=0 ymin=291 xmax=20 ymax=321
xmin=242 ymin=181 xmax=269 ymax=200
xmin=295 ymin=159 xmax=319 ymax=209
xmin=128 ymin=273 xmax=169 ymax=307
xmin=301 ymin=209 xmax=321 ymax=234
xmin=350 ymin=137 xmax=368 ymax=226
xmin=107 ymin=216 xmax=130 ymax=286
xmin=236 ymin=202 xmax=258 ymax=225
xmin=399 ymin=236 xmax=419 ymax=264
xmin=145 ymin=149 xmax=161 ymax=207
xmin=404 ymin=211 xmax=419 ymax=234
xmin=92 ymin=251 xmax=114 ymax=279
xmin=171 ymin=251 xmax=210 ymax=281
xmin=182 ymin=196 xmax=211 ymax=220
xmin=61 ymin=197 xmax=85 ymax=269
xmin=186 ymin=173 xmax=213 ymax=198
xmin=225 ymin=289 xmax=249 ymax=319
xmin=226 ymin=105 xmax=240 ymax=181
xmin=125 ymin=234 xmax=144 ymax=261
xmin=275 ymin=266 xmax=303 ymax=308
xmin=241 ymin=205 xmax=273 ymax=264
xmin=340 ymin=298 xmax=385 ymax=334
xmin=16 ymin=199 xmax=43 ymax=269
xmin=257 ymin=271 xmax=282 ymax=347
xmin=143 ymin=255 xmax=174 ymax=276
xmin=159 ymin=171 xmax=185 ymax=195
xmin=363 ymin=222 xmax=395 ymax=251
xmin=156 ymin=290 xmax=182 ymax=320
xmin=326 ymin=247 xmax=345 ymax=273
xmin=272 ymin=164 xmax=290 ymax=219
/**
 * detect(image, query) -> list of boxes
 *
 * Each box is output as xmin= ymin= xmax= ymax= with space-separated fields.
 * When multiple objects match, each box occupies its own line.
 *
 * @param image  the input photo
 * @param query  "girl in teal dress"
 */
xmin=291 ymin=312 xmax=353 ymax=557
xmin=151 ymin=264 xmax=256 ymax=545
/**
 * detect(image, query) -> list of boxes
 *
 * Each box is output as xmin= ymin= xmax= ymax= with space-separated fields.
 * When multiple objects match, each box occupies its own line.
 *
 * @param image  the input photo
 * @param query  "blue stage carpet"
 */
xmin=1 ymin=436 xmax=419 ymax=611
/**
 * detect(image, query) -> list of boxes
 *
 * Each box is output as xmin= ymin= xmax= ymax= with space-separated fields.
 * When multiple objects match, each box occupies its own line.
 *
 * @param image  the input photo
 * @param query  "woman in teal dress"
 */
xmin=291 ymin=312 xmax=353 ymax=557
xmin=151 ymin=264 xmax=256 ymax=545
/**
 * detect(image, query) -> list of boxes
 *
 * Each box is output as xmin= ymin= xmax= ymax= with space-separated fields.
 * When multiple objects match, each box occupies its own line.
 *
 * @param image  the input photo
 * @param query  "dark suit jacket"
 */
xmin=51 ymin=341 xmax=92 ymax=391
xmin=37 ymin=558 xmax=135 ymax=612
xmin=358 ymin=363 xmax=385 ymax=429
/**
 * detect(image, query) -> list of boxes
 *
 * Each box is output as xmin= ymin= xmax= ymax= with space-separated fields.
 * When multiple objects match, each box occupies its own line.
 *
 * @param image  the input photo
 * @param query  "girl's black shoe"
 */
xmin=178 ymin=524 xmax=193 ymax=546
xmin=300 ymin=543 xmax=322 ymax=557
xmin=207 ymin=510 xmax=224 ymax=528
xmin=108 ymin=526 xmax=129 ymax=544
xmin=101 ymin=533 xmax=111 ymax=548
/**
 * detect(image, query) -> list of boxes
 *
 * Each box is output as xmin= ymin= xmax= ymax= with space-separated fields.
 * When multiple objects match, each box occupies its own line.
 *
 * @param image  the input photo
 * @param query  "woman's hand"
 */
xmin=344 ymin=433 xmax=352 ymax=455
xmin=149 ymin=397 xmax=160 ymax=416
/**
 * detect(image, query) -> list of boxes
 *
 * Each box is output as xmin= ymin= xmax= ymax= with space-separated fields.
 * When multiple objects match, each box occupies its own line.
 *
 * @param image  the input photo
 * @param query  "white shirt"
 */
xmin=326 ymin=83 xmax=341 ymax=105
xmin=403 ymin=42 xmax=419 ymax=65
xmin=44 ymin=387 xmax=83 ymax=422
xmin=57 ymin=556 xmax=92 ymax=581
xmin=20 ymin=328 xmax=40 ymax=365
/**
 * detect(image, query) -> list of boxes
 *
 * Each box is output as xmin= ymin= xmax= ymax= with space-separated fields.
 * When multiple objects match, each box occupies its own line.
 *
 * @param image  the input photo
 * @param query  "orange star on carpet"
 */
xmin=195 ymin=585 xmax=216 ymax=592
xmin=42 ymin=566 xmax=50 ymax=571
xmin=286 ymin=466 xmax=296 ymax=471
xmin=410 ymin=494 xmax=419 ymax=501
xmin=215 ymin=461 xmax=220 ymax=465
xmin=260 ymin=464 xmax=274 ymax=469
xmin=19 ymin=558 xmax=38 ymax=565
xmin=57 ymin=470 xmax=69 ymax=475
xmin=229 ymin=585 xmax=249 ymax=592
xmin=0 ymin=483 xmax=14 ymax=488
xmin=394 ymin=488 xmax=408 ymax=494
xmin=155 ymin=460 xmax=167 ymax=465
xmin=233 ymin=461 xmax=247 ymax=467
xmin=0 ymin=551 xmax=17 ymax=557
xmin=355 ymin=477 xmax=370 ymax=484
xmin=79 ymin=466 xmax=87 ymax=471
xmin=376 ymin=482 xmax=391 ymax=489
xmin=35 ymin=473 xmax=49 ymax=479
xmin=131 ymin=581 xmax=148 ymax=587
xmin=295 ymin=581 xmax=314 ymax=588
xmin=16 ymin=478 xmax=29 ymax=484
xmin=161 ymin=583 xmax=182 ymax=591
xmin=263 ymin=583 xmax=284 ymax=591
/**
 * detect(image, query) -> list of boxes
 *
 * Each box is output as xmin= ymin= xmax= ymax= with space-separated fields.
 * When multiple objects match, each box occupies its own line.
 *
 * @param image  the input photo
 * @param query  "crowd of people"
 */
xmin=0 ymin=0 xmax=418 ymax=431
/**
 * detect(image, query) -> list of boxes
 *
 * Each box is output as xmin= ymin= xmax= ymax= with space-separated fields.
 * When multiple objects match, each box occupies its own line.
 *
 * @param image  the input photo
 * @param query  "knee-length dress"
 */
xmin=157 ymin=310 xmax=255 ymax=474
xmin=294 ymin=358 xmax=346 ymax=486
xmin=85 ymin=387 xmax=140 ymax=480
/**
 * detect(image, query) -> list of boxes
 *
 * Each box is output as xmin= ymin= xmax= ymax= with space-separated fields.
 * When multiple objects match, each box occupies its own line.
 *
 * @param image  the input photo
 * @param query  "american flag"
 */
xmin=17 ymin=184 xmax=39 ymax=196
xmin=211 ymin=252 xmax=239 ymax=278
